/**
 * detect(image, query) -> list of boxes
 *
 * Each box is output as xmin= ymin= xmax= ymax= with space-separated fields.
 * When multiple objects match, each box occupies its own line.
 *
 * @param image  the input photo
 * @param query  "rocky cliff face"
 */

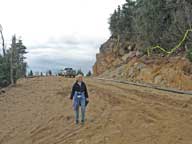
xmin=93 ymin=36 xmax=140 ymax=75
xmin=93 ymin=38 xmax=192 ymax=90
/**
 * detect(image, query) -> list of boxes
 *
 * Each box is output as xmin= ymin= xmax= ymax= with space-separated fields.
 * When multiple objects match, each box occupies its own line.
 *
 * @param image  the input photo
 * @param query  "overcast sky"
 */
xmin=0 ymin=0 xmax=125 ymax=73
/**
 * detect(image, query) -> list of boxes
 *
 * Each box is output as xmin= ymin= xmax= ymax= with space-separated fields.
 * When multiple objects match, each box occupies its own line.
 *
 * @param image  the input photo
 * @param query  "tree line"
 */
xmin=28 ymin=69 xmax=92 ymax=77
xmin=109 ymin=0 xmax=192 ymax=59
xmin=0 ymin=35 xmax=27 ymax=87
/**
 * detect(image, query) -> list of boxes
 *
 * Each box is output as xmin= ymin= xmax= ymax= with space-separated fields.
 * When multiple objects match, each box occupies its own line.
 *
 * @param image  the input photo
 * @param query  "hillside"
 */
xmin=0 ymin=77 xmax=192 ymax=144
xmin=93 ymin=37 xmax=192 ymax=90
xmin=93 ymin=0 xmax=192 ymax=91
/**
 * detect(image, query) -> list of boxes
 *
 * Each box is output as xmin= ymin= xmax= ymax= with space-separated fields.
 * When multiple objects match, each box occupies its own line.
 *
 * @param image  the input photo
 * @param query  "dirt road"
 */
xmin=0 ymin=77 xmax=192 ymax=144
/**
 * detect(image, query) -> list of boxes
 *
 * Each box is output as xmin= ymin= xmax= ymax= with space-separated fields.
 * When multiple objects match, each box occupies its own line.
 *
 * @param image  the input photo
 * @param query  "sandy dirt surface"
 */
xmin=0 ymin=76 xmax=192 ymax=144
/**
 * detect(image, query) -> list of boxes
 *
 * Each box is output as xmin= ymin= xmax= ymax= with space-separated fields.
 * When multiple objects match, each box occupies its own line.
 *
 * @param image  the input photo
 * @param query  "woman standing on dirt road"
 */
xmin=70 ymin=74 xmax=89 ymax=125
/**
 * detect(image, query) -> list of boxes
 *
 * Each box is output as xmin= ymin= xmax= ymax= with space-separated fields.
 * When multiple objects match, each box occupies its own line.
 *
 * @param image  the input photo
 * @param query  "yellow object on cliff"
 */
xmin=147 ymin=29 xmax=192 ymax=56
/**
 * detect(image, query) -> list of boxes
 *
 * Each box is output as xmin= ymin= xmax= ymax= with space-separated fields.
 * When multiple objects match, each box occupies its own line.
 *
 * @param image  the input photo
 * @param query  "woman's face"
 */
xmin=77 ymin=76 xmax=83 ymax=82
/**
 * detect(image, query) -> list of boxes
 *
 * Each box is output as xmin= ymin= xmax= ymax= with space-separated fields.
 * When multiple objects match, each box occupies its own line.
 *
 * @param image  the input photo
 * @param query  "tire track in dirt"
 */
xmin=92 ymin=80 xmax=192 ymax=112
xmin=86 ymin=79 xmax=192 ymax=144
xmin=1 ymin=77 xmax=192 ymax=144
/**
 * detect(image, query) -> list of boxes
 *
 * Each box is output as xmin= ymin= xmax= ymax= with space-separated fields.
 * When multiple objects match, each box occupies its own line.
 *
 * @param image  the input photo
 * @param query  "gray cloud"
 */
xmin=28 ymin=35 xmax=104 ymax=50
xmin=26 ymin=35 xmax=104 ymax=73
xmin=27 ymin=56 xmax=94 ymax=74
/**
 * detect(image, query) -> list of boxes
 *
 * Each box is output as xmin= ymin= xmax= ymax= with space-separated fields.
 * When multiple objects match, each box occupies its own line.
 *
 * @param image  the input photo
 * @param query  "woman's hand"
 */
xmin=69 ymin=95 xmax=72 ymax=100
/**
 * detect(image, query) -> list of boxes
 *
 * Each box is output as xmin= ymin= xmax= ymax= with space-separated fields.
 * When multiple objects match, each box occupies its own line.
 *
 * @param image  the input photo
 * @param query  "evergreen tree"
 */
xmin=28 ymin=70 xmax=33 ymax=77
xmin=0 ymin=36 xmax=27 ymax=85
xmin=0 ymin=35 xmax=27 ymax=86
xmin=109 ymin=0 xmax=192 ymax=56
xmin=86 ymin=70 xmax=92 ymax=77
xmin=0 ymin=55 xmax=10 ymax=86
xmin=9 ymin=35 xmax=27 ymax=84
xmin=76 ymin=69 xmax=84 ymax=76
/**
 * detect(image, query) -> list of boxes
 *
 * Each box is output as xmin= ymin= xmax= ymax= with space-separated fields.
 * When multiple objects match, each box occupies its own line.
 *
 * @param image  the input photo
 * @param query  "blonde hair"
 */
xmin=76 ymin=74 xmax=83 ymax=80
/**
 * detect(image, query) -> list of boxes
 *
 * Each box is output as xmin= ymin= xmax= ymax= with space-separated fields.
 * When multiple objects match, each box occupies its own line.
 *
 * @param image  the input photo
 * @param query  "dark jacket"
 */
xmin=70 ymin=81 xmax=89 ymax=99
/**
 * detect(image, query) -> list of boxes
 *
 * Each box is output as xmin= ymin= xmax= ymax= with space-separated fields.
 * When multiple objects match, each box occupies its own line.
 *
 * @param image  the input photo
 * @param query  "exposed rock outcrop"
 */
xmin=93 ymin=38 xmax=192 ymax=91
xmin=93 ymin=36 xmax=137 ymax=75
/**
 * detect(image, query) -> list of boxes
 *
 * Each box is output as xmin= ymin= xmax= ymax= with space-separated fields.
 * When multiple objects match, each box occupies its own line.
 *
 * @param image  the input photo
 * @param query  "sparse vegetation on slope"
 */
xmin=187 ymin=47 xmax=192 ymax=62
xmin=109 ymin=0 xmax=192 ymax=57
xmin=93 ymin=0 xmax=192 ymax=89
xmin=0 ymin=35 xmax=27 ymax=87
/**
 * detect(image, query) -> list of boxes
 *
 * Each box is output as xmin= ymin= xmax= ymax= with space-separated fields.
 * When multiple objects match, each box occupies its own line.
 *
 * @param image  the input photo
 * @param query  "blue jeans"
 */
xmin=73 ymin=92 xmax=86 ymax=123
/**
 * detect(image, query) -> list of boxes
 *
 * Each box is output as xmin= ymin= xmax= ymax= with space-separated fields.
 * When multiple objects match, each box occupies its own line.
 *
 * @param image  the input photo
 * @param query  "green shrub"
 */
xmin=187 ymin=48 xmax=192 ymax=62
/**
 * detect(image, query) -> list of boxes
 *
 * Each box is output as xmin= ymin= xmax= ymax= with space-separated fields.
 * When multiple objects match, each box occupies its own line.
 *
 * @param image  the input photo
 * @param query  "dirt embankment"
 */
xmin=99 ymin=56 xmax=192 ymax=91
xmin=0 ymin=77 xmax=192 ymax=144
xmin=93 ymin=37 xmax=192 ymax=91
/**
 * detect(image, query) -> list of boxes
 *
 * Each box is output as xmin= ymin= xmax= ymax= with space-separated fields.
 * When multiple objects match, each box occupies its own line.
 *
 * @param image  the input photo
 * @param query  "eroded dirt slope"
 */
xmin=0 ymin=77 xmax=192 ymax=144
xmin=99 ymin=57 xmax=192 ymax=91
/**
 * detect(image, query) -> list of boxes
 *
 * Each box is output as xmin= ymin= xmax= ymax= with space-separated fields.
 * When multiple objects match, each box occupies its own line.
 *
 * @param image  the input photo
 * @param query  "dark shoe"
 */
xmin=81 ymin=120 xmax=84 ymax=125
xmin=76 ymin=120 xmax=79 ymax=124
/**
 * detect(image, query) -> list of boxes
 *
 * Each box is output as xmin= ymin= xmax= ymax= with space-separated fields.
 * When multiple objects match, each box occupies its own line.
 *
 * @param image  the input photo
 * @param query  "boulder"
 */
xmin=119 ymin=47 xmax=128 ymax=56
xmin=134 ymin=63 xmax=146 ymax=71
xmin=105 ymin=54 xmax=116 ymax=63
xmin=112 ymin=58 xmax=124 ymax=67
xmin=136 ymin=51 xmax=143 ymax=57
xmin=122 ymin=54 xmax=130 ymax=63
xmin=138 ymin=68 xmax=153 ymax=83
xmin=128 ymin=67 xmax=136 ymax=78
xmin=0 ymin=89 xmax=6 ymax=95
xmin=154 ymin=75 xmax=163 ymax=84
xmin=127 ymin=51 xmax=136 ymax=59
xmin=100 ymin=38 xmax=116 ymax=54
